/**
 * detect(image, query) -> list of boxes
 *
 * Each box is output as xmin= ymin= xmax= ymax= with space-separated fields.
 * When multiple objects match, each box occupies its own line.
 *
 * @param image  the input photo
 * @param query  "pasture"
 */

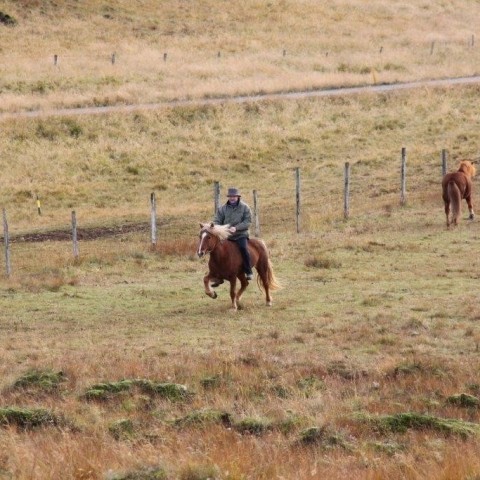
xmin=1 ymin=1 xmax=480 ymax=479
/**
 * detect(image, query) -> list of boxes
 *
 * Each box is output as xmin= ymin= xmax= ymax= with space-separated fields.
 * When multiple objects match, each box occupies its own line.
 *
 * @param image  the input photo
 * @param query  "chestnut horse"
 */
xmin=197 ymin=223 xmax=279 ymax=310
xmin=442 ymin=160 xmax=476 ymax=227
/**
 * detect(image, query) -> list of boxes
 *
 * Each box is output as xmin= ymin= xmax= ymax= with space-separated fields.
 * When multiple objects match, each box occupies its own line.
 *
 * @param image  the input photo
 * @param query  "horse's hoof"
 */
xmin=266 ymin=301 xmax=272 ymax=307
xmin=212 ymin=292 xmax=218 ymax=299
xmin=469 ymin=214 xmax=475 ymax=220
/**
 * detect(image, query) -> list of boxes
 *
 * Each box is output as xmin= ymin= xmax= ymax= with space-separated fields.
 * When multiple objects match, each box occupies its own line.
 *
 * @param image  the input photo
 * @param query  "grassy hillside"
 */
xmin=0 ymin=0 xmax=479 ymax=112
xmin=1 ymin=1 xmax=480 ymax=479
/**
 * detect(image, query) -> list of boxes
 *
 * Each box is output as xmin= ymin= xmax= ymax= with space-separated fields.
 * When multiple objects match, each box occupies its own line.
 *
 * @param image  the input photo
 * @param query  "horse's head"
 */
xmin=197 ymin=222 xmax=231 ymax=257
xmin=458 ymin=160 xmax=476 ymax=178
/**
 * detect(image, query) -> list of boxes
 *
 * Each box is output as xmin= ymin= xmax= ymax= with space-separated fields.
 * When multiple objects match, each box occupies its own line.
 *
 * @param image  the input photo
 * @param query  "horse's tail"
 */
xmin=448 ymin=179 xmax=462 ymax=225
xmin=254 ymin=240 xmax=281 ymax=292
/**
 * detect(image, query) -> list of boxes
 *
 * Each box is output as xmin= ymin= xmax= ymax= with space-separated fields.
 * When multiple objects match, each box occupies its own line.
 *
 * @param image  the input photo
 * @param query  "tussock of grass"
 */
xmin=173 ymin=409 xmax=232 ymax=428
xmin=233 ymin=416 xmax=273 ymax=435
xmin=357 ymin=412 xmax=480 ymax=438
xmin=446 ymin=393 xmax=480 ymax=408
xmin=388 ymin=360 xmax=448 ymax=379
xmin=11 ymin=369 xmax=66 ymax=392
xmin=0 ymin=407 xmax=68 ymax=429
xmin=199 ymin=374 xmax=223 ymax=390
xmin=106 ymin=466 xmax=168 ymax=480
xmin=178 ymin=464 xmax=219 ymax=480
xmin=83 ymin=379 xmax=190 ymax=401
xmin=108 ymin=418 xmax=135 ymax=440
xmin=298 ymin=426 xmax=352 ymax=450
xmin=304 ymin=256 xmax=341 ymax=269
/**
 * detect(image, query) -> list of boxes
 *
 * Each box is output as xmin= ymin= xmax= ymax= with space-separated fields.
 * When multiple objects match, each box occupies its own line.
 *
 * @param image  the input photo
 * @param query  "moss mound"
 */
xmin=358 ymin=412 xmax=480 ymax=438
xmin=83 ymin=379 xmax=190 ymax=401
xmin=446 ymin=393 xmax=480 ymax=408
xmin=12 ymin=369 xmax=66 ymax=392
xmin=0 ymin=407 xmax=67 ymax=429
xmin=173 ymin=409 xmax=232 ymax=428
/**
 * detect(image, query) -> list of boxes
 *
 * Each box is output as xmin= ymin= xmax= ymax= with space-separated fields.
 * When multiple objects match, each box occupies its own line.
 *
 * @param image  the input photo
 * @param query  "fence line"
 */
xmin=0 ymin=148 xmax=466 ymax=274
xmin=2 ymin=35 xmax=477 ymax=68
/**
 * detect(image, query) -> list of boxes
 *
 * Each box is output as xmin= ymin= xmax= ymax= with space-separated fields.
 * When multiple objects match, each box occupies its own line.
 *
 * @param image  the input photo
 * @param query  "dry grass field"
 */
xmin=1 ymin=0 xmax=480 ymax=113
xmin=1 ymin=1 xmax=480 ymax=479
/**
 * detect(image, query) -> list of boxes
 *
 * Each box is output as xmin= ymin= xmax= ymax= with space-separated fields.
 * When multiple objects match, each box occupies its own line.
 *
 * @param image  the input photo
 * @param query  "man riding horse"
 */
xmin=213 ymin=187 xmax=253 ymax=282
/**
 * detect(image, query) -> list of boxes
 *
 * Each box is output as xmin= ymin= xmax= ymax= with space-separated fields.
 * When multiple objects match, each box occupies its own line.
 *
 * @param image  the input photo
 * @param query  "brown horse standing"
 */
xmin=197 ymin=223 xmax=279 ymax=310
xmin=442 ymin=160 xmax=476 ymax=227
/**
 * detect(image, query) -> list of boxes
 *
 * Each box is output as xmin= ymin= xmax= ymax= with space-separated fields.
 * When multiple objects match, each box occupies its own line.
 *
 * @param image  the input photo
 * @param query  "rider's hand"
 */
xmin=229 ymin=226 xmax=236 ymax=233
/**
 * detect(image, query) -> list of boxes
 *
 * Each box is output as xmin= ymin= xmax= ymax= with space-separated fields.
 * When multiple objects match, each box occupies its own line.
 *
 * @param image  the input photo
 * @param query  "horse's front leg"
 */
xmin=203 ymin=274 xmax=217 ymax=299
xmin=466 ymin=196 xmax=475 ymax=220
xmin=229 ymin=278 xmax=238 ymax=310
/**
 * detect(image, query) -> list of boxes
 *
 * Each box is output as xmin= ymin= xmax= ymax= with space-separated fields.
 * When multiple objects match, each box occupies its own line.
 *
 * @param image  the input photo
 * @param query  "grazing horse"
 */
xmin=442 ymin=160 xmax=476 ymax=227
xmin=197 ymin=223 xmax=279 ymax=310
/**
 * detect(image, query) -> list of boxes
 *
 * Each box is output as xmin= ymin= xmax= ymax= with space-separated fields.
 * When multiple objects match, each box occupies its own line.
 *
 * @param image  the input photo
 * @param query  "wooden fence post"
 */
xmin=344 ymin=162 xmax=350 ymax=220
xmin=36 ymin=195 xmax=41 ymax=215
xmin=295 ymin=167 xmax=301 ymax=233
xmin=54 ymin=54 xmax=58 ymax=65
xmin=71 ymin=210 xmax=79 ymax=259
xmin=441 ymin=149 xmax=448 ymax=176
xmin=253 ymin=189 xmax=260 ymax=237
xmin=400 ymin=147 xmax=407 ymax=206
xmin=111 ymin=53 xmax=116 ymax=65
xmin=150 ymin=192 xmax=157 ymax=247
xmin=3 ymin=208 xmax=11 ymax=277
xmin=214 ymin=181 xmax=220 ymax=215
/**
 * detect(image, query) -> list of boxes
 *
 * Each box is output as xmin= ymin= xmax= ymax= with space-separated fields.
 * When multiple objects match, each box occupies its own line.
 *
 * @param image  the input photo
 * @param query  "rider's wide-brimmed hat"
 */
xmin=226 ymin=187 xmax=241 ymax=197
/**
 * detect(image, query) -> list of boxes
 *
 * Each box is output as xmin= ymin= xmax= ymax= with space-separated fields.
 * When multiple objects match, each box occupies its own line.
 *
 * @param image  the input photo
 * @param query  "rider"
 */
xmin=213 ymin=187 xmax=253 ymax=281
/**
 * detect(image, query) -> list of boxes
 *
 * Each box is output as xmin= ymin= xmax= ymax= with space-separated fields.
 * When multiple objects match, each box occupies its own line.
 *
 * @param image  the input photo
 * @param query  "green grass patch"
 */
xmin=0 ymin=407 xmax=68 ymax=430
xmin=357 ymin=412 xmax=480 ymax=438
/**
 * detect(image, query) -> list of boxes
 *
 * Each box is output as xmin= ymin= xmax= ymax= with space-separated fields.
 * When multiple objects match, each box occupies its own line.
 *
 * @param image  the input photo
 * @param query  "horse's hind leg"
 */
xmin=444 ymin=202 xmax=451 ymax=228
xmin=257 ymin=268 xmax=272 ymax=306
xmin=235 ymin=276 xmax=249 ymax=308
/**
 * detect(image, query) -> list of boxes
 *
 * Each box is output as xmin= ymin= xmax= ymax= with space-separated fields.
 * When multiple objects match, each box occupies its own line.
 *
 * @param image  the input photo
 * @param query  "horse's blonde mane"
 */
xmin=458 ymin=160 xmax=476 ymax=178
xmin=200 ymin=222 xmax=232 ymax=241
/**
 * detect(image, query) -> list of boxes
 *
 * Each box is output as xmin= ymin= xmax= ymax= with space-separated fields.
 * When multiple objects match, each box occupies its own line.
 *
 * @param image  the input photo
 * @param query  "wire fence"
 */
xmin=1 ymin=147 xmax=466 ymax=277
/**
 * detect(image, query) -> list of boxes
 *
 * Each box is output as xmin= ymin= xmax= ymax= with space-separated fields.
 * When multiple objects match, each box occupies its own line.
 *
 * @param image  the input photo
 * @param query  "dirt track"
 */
xmin=1 ymin=75 xmax=480 ymax=122
xmin=5 ymin=222 xmax=150 ymax=243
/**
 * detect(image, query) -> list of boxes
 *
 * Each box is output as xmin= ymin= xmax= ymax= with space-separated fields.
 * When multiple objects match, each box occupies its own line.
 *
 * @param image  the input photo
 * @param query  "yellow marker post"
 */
xmin=371 ymin=68 xmax=378 ymax=85
xmin=36 ymin=196 xmax=41 ymax=216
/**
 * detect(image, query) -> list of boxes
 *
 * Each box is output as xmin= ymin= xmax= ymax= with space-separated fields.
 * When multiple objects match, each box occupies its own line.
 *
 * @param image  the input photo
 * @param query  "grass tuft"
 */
xmin=446 ymin=393 xmax=480 ymax=409
xmin=106 ymin=466 xmax=168 ymax=480
xmin=83 ymin=379 xmax=191 ymax=401
xmin=0 ymin=407 xmax=68 ymax=430
xmin=173 ymin=409 xmax=232 ymax=428
xmin=357 ymin=412 xmax=480 ymax=438
xmin=12 ymin=369 xmax=66 ymax=392
xmin=233 ymin=416 xmax=273 ymax=435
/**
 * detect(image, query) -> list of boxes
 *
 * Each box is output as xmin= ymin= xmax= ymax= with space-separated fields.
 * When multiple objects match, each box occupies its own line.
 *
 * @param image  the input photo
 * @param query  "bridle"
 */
xmin=198 ymin=229 xmax=220 ymax=257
